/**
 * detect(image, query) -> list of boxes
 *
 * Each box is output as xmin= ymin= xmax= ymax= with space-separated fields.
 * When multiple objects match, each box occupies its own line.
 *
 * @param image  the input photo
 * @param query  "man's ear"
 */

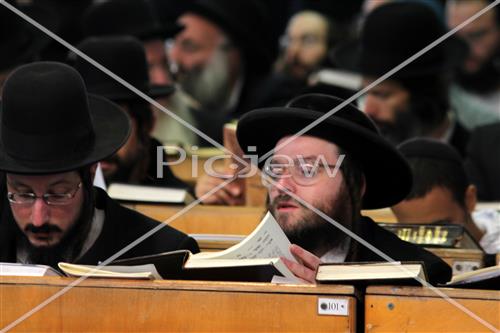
xmin=464 ymin=184 xmax=477 ymax=213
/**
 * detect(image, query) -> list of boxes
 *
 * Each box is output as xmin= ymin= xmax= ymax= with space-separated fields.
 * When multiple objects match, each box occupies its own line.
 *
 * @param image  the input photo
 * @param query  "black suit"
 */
xmin=465 ymin=122 xmax=500 ymax=201
xmin=0 ymin=188 xmax=199 ymax=269
xmin=347 ymin=217 xmax=452 ymax=285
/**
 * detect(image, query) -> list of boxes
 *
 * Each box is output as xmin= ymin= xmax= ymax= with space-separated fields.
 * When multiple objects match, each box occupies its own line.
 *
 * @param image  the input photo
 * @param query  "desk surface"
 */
xmin=0 ymin=276 xmax=357 ymax=332
xmin=365 ymin=286 xmax=500 ymax=332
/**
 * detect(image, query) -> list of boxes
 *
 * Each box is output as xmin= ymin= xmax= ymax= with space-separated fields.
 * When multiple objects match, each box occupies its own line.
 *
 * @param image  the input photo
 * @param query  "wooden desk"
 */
xmin=0 ymin=276 xmax=357 ymax=332
xmin=365 ymin=286 xmax=500 ymax=332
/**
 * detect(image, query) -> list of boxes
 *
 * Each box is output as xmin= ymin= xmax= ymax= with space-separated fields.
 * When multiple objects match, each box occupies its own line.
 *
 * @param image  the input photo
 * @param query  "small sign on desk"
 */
xmin=317 ymin=298 xmax=349 ymax=316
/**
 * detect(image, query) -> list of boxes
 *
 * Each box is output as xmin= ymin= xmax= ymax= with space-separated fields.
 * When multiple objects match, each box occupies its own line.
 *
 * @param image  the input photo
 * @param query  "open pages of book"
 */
xmin=444 ymin=264 xmax=500 ymax=289
xmin=58 ymin=263 xmax=162 ymax=280
xmin=1 ymin=262 xmax=62 ymax=277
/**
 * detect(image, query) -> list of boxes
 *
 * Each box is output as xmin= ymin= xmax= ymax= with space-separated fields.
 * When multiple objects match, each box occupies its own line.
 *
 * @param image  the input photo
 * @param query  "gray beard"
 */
xmin=178 ymin=48 xmax=232 ymax=112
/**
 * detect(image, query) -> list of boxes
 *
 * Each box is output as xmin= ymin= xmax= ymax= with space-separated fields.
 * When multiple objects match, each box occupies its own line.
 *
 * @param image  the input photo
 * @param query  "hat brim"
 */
xmin=236 ymin=107 xmax=412 ymax=209
xmin=0 ymin=95 xmax=131 ymax=174
xmin=333 ymin=36 xmax=468 ymax=78
xmin=90 ymin=83 xmax=175 ymax=102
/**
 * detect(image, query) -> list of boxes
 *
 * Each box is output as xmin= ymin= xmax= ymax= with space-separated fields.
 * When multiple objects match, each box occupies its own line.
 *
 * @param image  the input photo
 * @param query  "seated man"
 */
xmin=0 ymin=62 xmax=198 ymax=270
xmin=392 ymin=138 xmax=500 ymax=255
xmin=236 ymin=94 xmax=452 ymax=285
xmin=72 ymin=36 xmax=187 ymax=188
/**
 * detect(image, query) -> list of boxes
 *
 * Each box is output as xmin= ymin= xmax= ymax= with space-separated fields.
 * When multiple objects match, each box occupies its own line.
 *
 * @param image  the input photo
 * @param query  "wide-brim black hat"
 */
xmin=0 ymin=62 xmax=130 ymax=174
xmin=333 ymin=2 xmax=468 ymax=78
xmin=72 ymin=36 xmax=175 ymax=101
xmin=0 ymin=2 xmax=58 ymax=71
xmin=186 ymin=0 xmax=277 ymax=73
xmin=236 ymin=94 xmax=412 ymax=209
xmin=82 ymin=0 xmax=183 ymax=41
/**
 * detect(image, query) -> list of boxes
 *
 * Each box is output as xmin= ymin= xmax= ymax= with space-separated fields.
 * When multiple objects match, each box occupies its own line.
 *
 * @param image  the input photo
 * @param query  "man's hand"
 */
xmin=194 ymin=173 xmax=245 ymax=205
xmin=282 ymin=244 xmax=322 ymax=284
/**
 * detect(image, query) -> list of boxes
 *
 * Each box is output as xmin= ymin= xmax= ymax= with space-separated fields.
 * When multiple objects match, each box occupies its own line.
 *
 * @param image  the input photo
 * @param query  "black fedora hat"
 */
xmin=236 ymin=94 xmax=413 ymax=209
xmin=333 ymin=2 xmax=468 ymax=78
xmin=0 ymin=62 xmax=130 ymax=174
xmin=72 ymin=36 xmax=174 ymax=101
xmin=82 ymin=0 xmax=183 ymax=41
xmin=0 ymin=1 xmax=58 ymax=71
xmin=186 ymin=0 xmax=277 ymax=73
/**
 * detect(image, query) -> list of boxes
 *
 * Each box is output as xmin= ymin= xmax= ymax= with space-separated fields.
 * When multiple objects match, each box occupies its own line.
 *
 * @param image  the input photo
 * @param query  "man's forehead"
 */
xmin=273 ymin=135 xmax=341 ymax=156
xmin=6 ymin=171 xmax=80 ymax=186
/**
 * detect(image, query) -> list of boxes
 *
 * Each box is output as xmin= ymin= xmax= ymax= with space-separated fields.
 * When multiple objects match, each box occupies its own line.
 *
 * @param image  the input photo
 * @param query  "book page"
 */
xmin=0 ymin=263 xmax=62 ymax=277
xmin=192 ymin=212 xmax=297 ymax=262
xmin=108 ymin=183 xmax=192 ymax=204
xmin=58 ymin=262 xmax=162 ymax=280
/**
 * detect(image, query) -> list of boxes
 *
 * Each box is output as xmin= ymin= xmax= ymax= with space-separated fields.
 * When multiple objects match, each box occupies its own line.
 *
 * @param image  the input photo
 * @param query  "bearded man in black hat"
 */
xmin=168 ymin=0 xmax=277 ymax=144
xmin=334 ymin=2 xmax=470 ymax=156
xmin=236 ymin=94 xmax=451 ymax=285
xmin=72 ymin=36 xmax=187 ymax=189
xmin=0 ymin=62 xmax=198 ymax=270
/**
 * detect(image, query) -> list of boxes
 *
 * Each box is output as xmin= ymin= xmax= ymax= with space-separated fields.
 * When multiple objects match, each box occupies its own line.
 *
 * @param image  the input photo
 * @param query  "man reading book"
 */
xmin=236 ymin=94 xmax=452 ymax=284
xmin=0 ymin=62 xmax=198 ymax=270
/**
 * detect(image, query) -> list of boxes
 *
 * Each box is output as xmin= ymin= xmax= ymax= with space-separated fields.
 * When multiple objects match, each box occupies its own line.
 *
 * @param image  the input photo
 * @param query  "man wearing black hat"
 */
xmin=168 ymin=0 xmax=277 ymax=143
xmin=73 ymin=36 xmax=187 ymax=189
xmin=392 ymin=138 xmax=500 ymax=255
xmin=82 ymin=0 xmax=199 ymax=145
xmin=334 ymin=2 xmax=470 ymax=156
xmin=236 ymin=94 xmax=452 ymax=284
xmin=0 ymin=62 xmax=198 ymax=270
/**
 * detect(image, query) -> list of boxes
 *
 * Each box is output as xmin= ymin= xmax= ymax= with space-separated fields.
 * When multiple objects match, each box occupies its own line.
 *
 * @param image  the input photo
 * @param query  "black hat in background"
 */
xmin=82 ymin=0 xmax=183 ymax=41
xmin=237 ymin=93 xmax=413 ymax=209
xmin=72 ymin=36 xmax=175 ymax=101
xmin=0 ymin=62 xmax=130 ymax=174
xmin=398 ymin=138 xmax=463 ymax=166
xmin=185 ymin=0 xmax=278 ymax=73
xmin=0 ymin=1 xmax=58 ymax=71
xmin=333 ymin=2 xmax=468 ymax=78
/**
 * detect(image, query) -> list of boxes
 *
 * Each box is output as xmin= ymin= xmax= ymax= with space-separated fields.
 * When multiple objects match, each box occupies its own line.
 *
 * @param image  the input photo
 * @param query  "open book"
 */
xmin=1 ymin=262 xmax=62 ymax=277
xmin=443 ymin=265 xmax=499 ymax=290
xmin=59 ymin=212 xmax=300 ymax=283
xmin=316 ymin=262 xmax=427 ymax=286
xmin=107 ymin=183 xmax=194 ymax=204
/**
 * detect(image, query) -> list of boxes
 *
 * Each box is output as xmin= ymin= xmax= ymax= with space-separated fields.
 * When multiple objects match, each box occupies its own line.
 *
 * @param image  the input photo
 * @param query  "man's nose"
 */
xmin=31 ymin=198 xmax=49 ymax=227
xmin=273 ymin=173 xmax=297 ymax=195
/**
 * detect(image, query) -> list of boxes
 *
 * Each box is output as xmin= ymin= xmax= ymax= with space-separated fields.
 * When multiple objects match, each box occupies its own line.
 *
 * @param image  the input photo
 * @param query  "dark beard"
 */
xmin=103 ymin=147 xmax=146 ymax=184
xmin=455 ymin=54 xmax=500 ymax=94
xmin=373 ymin=109 xmax=422 ymax=146
xmin=268 ymin=191 xmax=353 ymax=257
xmin=15 ymin=197 xmax=94 ymax=270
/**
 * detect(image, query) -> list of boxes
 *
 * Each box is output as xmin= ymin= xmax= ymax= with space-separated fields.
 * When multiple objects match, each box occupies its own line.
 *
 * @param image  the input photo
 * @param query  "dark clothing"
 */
xmin=449 ymin=120 xmax=470 ymax=158
xmin=0 ymin=188 xmax=199 ymax=269
xmin=145 ymin=138 xmax=189 ymax=189
xmin=465 ymin=122 xmax=500 ymax=201
xmin=346 ymin=216 xmax=452 ymax=285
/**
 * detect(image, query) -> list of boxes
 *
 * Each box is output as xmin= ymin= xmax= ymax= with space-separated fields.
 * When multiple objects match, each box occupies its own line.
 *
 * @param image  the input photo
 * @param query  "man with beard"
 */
xmin=236 ymin=93 xmax=452 ymax=285
xmin=447 ymin=0 xmax=500 ymax=128
xmin=334 ymin=2 xmax=470 ymax=156
xmin=0 ymin=62 xmax=198 ymax=270
xmin=72 ymin=36 xmax=187 ymax=188
xmin=168 ymin=0 xmax=277 ymax=144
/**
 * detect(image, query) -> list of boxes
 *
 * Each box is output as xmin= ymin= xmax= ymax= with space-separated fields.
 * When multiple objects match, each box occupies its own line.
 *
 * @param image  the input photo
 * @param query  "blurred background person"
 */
xmin=446 ymin=0 xmax=500 ymax=129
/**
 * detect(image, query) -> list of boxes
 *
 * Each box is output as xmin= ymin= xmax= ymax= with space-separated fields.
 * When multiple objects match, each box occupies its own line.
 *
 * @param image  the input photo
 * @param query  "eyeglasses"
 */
xmin=264 ymin=160 xmax=341 ymax=186
xmin=7 ymin=182 xmax=82 ymax=206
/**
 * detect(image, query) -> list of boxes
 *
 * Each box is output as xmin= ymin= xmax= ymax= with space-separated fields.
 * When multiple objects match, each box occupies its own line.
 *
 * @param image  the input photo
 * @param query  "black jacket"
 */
xmin=347 ymin=216 xmax=452 ymax=285
xmin=465 ymin=122 xmax=500 ymax=201
xmin=0 ymin=188 xmax=199 ymax=268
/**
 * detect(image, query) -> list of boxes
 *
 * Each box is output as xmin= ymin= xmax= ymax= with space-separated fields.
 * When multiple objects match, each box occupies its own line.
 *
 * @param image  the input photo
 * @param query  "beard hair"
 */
xmin=268 ymin=189 xmax=354 ymax=256
xmin=373 ymin=107 xmax=422 ymax=146
xmin=177 ymin=47 xmax=232 ymax=112
xmin=455 ymin=53 xmax=500 ymax=94
xmin=102 ymin=145 xmax=147 ymax=184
